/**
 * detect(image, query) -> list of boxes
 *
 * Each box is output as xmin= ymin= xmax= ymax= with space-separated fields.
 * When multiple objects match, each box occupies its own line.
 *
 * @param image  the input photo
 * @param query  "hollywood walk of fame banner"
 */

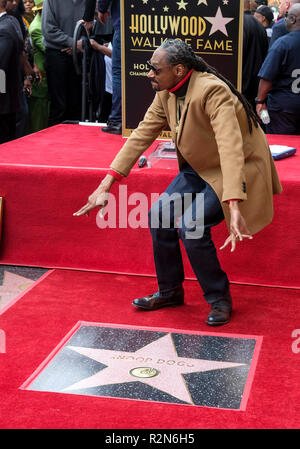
xmin=121 ymin=0 xmax=244 ymax=137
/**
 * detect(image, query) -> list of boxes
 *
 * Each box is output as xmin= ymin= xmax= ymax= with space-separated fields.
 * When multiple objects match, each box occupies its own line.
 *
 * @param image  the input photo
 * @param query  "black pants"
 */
xmin=149 ymin=164 xmax=229 ymax=305
xmin=45 ymin=49 xmax=82 ymax=126
xmin=15 ymin=89 xmax=29 ymax=139
xmin=0 ymin=112 xmax=16 ymax=144
xmin=267 ymin=109 xmax=300 ymax=135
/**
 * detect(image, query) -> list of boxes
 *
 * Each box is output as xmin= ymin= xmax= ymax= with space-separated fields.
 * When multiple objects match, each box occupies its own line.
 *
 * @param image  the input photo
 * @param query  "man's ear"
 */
xmin=175 ymin=64 xmax=188 ymax=78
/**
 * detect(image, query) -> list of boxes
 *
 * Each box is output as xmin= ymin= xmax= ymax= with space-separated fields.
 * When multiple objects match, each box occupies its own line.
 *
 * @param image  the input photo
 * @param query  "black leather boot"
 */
xmin=101 ymin=122 xmax=122 ymax=135
xmin=132 ymin=285 xmax=184 ymax=310
xmin=206 ymin=293 xmax=232 ymax=326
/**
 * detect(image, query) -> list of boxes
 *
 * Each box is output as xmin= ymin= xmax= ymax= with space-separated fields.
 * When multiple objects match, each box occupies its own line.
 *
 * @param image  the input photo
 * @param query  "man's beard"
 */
xmin=151 ymin=81 xmax=160 ymax=91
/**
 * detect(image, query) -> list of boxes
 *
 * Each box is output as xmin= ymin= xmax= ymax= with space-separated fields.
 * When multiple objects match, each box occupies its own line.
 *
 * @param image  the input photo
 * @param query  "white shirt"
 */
xmin=0 ymin=12 xmax=7 ymax=18
xmin=104 ymin=42 xmax=112 ymax=94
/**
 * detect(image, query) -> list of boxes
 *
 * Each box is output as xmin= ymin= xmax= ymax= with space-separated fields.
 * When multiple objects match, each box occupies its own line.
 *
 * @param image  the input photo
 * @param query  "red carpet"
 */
xmin=0 ymin=125 xmax=299 ymax=289
xmin=0 ymin=269 xmax=299 ymax=429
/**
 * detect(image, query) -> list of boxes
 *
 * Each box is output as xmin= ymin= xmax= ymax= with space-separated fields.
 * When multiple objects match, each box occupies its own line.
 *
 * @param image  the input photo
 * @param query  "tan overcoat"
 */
xmin=110 ymin=71 xmax=282 ymax=235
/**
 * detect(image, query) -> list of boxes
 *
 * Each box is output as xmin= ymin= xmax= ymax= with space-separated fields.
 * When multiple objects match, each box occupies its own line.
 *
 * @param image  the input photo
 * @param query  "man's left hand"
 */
xmin=220 ymin=201 xmax=253 ymax=252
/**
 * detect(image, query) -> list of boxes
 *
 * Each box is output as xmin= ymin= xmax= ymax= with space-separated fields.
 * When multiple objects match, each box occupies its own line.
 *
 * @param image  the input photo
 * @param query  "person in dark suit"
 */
xmin=242 ymin=0 xmax=269 ymax=111
xmin=0 ymin=0 xmax=24 ymax=143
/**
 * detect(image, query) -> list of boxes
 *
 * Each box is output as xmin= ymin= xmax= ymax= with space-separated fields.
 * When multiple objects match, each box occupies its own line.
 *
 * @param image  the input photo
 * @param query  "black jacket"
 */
xmin=83 ymin=0 xmax=96 ymax=22
xmin=242 ymin=11 xmax=269 ymax=109
xmin=0 ymin=14 xmax=24 ymax=114
xmin=269 ymin=18 xmax=288 ymax=47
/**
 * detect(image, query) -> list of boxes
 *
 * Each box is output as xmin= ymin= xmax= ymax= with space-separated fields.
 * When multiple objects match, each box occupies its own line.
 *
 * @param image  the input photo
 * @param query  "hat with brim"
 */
xmin=32 ymin=1 xmax=43 ymax=11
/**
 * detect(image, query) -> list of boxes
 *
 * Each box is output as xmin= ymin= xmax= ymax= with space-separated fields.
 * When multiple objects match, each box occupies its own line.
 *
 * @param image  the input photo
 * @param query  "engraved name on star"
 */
xmin=204 ymin=6 xmax=234 ymax=37
xmin=63 ymin=333 xmax=246 ymax=404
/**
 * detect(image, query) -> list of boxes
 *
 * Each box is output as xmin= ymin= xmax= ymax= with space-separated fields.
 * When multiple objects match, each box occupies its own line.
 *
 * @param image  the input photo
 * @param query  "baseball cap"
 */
xmin=255 ymin=5 xmax=274 ymax=23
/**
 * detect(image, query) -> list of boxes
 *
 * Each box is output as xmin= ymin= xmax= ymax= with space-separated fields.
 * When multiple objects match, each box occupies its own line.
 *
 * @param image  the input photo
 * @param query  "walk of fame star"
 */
xmin=204 ymin=6 xmax=234 ymax=37
xmin=0 ymin=267 xmax=48 ymax=312
xmin=23 ymin=323 xmax=261 ymax=409
xmin=0 ymin=271 xmax=33 ymax=310
xmin=64 ymin=334 xmax=246 ymax=404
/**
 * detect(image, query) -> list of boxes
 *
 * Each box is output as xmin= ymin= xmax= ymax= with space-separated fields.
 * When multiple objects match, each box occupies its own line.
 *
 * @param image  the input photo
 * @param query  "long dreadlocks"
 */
xmin=159 ymin=39 xmax=259 ymax=134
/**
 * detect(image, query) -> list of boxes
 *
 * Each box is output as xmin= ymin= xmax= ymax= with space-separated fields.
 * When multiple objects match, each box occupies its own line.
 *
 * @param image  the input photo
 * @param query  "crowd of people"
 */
xmin=0 ymin=0 xmax=300 ymax=144
xmin=0 ymin=0 xmax=119 ymax=143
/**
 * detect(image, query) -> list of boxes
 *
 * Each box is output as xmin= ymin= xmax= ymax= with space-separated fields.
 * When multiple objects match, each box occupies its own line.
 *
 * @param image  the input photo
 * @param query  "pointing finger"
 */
xmin=73 ymin=203 xmax=92 ymax=216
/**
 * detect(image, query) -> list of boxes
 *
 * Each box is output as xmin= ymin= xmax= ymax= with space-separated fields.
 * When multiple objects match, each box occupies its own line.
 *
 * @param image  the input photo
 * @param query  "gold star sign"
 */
xmin=177 ymin=0 xmax=188 ymax=10
xmin=197 ymin=0 xmax=208 ymax=5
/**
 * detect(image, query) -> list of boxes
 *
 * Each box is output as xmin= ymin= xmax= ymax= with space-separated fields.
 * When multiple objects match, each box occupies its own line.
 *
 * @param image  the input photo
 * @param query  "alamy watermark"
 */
xmin=95 ymin=186 xmax=205 ymax=239
xmin=0 ymin=69 xmax=6 ymax=94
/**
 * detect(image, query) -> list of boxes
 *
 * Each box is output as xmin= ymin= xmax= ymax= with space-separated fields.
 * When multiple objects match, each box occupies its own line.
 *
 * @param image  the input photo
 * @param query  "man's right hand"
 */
xmin=73 ymin=175 xmax=115 ymax=217
xmin=256 ymin=103 xmax=267 ymax=117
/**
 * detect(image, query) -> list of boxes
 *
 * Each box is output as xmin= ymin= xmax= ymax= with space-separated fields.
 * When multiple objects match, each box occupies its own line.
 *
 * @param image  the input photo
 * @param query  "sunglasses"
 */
xmin=147 ymin=60 xmax=162 ymax=75
xmin=147 ymin=60 xmax=181 ymax=75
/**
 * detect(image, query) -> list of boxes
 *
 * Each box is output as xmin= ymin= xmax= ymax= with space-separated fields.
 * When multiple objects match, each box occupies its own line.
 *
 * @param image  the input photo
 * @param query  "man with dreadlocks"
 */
xmin=74 ymin=39 xmax=282 ymax=326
